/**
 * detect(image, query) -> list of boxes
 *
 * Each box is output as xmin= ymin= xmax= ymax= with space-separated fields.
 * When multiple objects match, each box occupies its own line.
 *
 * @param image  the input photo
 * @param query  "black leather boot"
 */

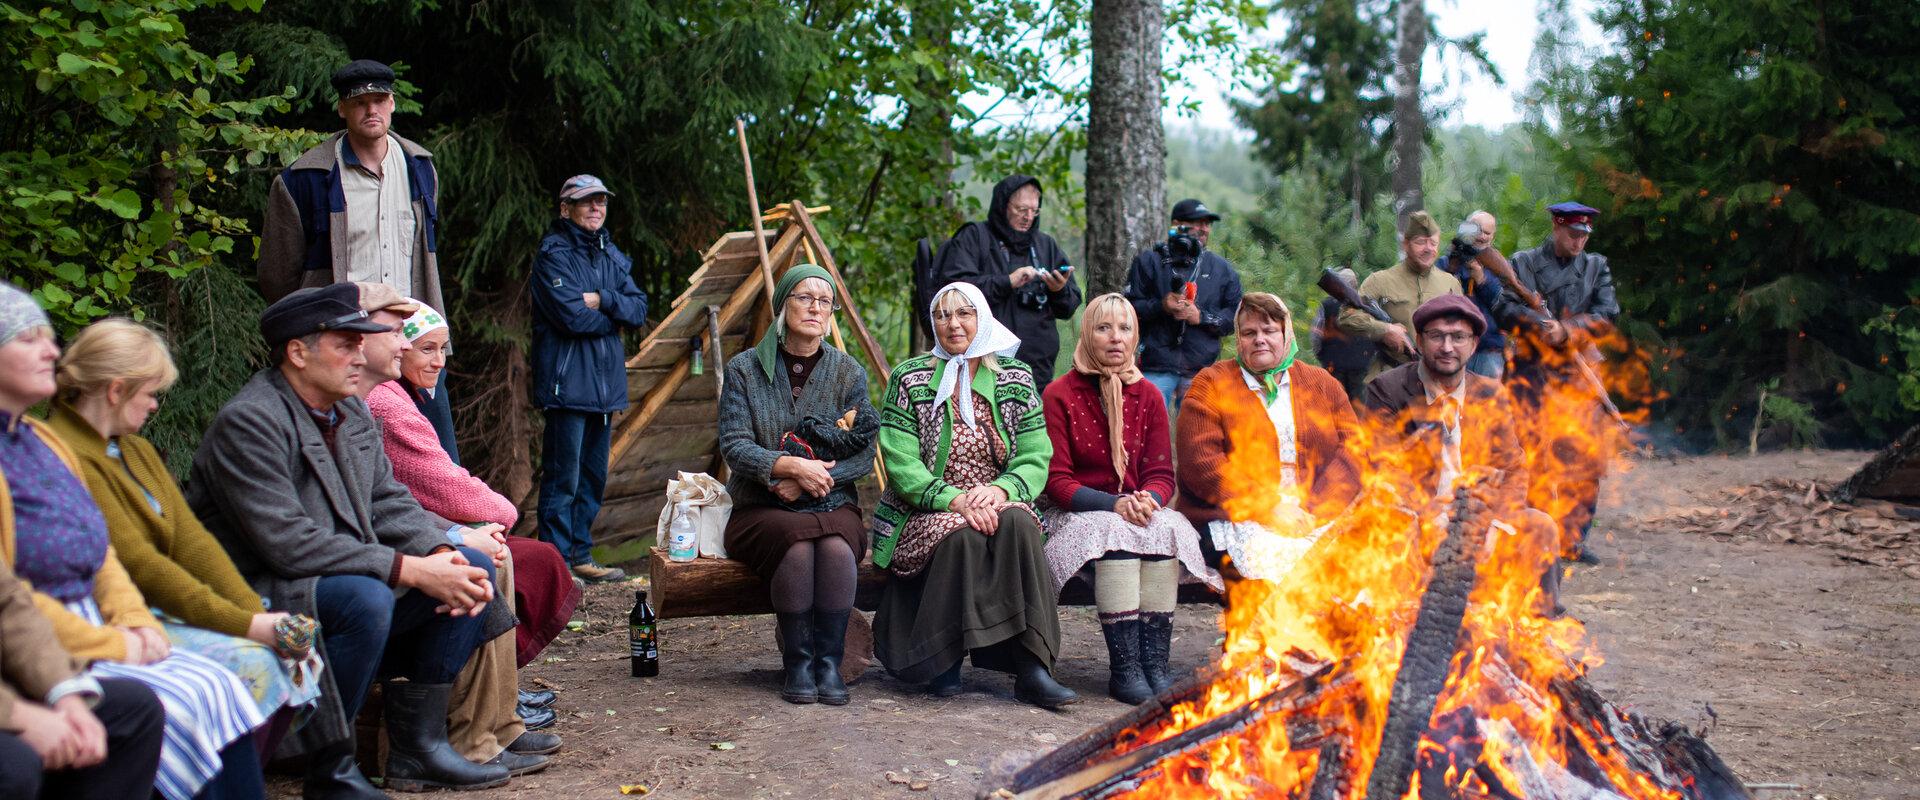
xmin=775 ymin=611 xmax=818 ymax=704
xmin=1009 ymin=644 xmax=1078 ymax=709
xmin=381 ymin=682 xmax=510 ymax=792
xmin=1139 ymin=612 xmax=1175 ymax=695
xmin=811 ymin=609 xmax=851 ymax=706
xmin=1101 ymin=618 xmax=1152 ymax=704
xmin=517 ymin=689 xmax=556 ymax=708
xmin=302 ymin=739 xmax=387 ymax=800
xmin=927 ymin=659 xmax=964 ymax=697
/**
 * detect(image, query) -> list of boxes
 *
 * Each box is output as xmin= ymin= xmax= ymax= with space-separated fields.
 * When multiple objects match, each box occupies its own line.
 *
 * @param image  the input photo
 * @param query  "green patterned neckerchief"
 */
xmin=1238 ymin=337 xmax=1299 ymax=406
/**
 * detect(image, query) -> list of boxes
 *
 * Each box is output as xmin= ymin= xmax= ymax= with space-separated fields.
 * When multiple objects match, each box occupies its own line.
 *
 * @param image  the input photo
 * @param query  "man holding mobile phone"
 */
xmin=937 ymin=174 xmax=1082 ymax=390
xmin=1124 ymin=199 xmax=1245 ymax=417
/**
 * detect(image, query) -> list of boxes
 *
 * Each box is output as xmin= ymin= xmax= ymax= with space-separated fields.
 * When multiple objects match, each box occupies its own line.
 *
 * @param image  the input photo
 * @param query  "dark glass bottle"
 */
xmin=630 ymin=589 xmax=658 ymax=677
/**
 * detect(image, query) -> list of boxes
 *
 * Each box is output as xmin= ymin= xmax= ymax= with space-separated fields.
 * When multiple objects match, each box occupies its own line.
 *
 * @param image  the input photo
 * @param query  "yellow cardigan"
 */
xmin=0 ymin=416 xmax=160 ymax=663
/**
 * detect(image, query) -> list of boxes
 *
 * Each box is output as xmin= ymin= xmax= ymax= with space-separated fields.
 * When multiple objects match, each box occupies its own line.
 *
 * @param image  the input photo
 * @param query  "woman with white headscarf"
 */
xmin=869 ymin=283 xmax=1074 ymax=708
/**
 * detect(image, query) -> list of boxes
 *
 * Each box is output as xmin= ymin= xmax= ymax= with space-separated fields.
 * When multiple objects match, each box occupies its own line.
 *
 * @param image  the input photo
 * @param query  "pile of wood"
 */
xmin=1643 ymin=478 xmax=1920 ymax=578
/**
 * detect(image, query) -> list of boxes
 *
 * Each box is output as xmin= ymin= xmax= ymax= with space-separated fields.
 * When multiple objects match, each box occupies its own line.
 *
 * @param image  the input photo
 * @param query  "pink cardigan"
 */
xmin=365 ymin=382 xmax=518 ymax=528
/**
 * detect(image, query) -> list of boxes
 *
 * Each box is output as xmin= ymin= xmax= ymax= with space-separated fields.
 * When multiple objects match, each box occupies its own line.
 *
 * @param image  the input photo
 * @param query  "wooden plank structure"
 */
xmin=515 ymin=200 xmax=892 ymax=545
xmin=1836 ymin=423 xmax=1920 ymax=504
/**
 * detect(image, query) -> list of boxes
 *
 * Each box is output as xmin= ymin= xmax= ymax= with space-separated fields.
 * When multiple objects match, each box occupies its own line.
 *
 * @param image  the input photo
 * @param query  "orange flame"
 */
xmin=1121 ymin=327 xmax=1673 ymax=798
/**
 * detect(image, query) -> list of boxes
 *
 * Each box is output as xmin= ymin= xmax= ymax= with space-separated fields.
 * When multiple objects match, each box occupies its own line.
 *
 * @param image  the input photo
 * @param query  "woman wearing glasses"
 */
xmin=717 ymin=265 xmax=878 ymax=707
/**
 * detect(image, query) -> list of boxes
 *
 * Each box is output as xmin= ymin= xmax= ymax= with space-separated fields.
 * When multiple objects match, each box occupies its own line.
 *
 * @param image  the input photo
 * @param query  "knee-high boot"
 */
xmin=382 ymin=683 xmax=510 ymax=792
xmin=811 ymin=609 xmax=851 ymax=706
xmin=775 ymin=612 xmax=818 ymax=704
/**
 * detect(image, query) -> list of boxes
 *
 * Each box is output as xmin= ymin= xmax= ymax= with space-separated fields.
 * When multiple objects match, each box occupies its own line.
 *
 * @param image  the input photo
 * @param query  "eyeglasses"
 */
xmin=1420 ymin=330 xmax=1475 ymax=347
xmin=933 ymin=307 xmax=978 ymax=323
xmin=570 ymin=196 xmax=610 ymax=208
xmin=787 ymin=293 xmax=840 ymax=311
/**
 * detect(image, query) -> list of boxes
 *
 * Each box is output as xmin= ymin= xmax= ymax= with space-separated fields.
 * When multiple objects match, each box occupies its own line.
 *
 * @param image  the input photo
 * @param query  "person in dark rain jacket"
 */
xmin=1123 ymin=199 xmax=1245 ymax=417
xmin=529 ymin=175 xmax=649 ymax=584
xmin=936 ymin=174 xmax=1081 ymax=390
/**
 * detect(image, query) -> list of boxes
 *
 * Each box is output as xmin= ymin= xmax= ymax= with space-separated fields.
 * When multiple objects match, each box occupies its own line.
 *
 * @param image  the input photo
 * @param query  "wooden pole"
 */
xmin=736 ymin=116 xmax=777 ymax=315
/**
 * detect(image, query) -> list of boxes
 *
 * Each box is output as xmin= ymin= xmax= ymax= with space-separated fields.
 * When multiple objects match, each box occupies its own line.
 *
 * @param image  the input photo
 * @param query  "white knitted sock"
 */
xmin=1139 ymin=558 xmax=1179 ymax=614
xmin=1094 ymin=558 xmax=1142 ymax=623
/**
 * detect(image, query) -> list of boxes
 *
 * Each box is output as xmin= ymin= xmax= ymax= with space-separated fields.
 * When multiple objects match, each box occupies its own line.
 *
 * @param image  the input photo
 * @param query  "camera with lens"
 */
xmin=1160 ymin=225 xmax=1203 ymax=270
xmin=1448 ymin=219 xmax=1483 ymax=264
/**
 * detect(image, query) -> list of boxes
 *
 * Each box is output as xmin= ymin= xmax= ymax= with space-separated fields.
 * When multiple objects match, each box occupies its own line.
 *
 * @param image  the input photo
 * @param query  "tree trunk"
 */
xmin=1390 ymin=0 xmax=1428 ymax=228
xmin=911 ymin=0 xmax=960 ymax=356
xmin=1085 ymin=0 xmax=1166 ymax=297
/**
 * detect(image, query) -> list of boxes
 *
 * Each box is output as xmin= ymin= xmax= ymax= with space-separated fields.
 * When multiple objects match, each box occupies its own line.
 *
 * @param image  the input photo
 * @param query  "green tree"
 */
xmin=1535 ymin=0 xmax=1920 ymax=446
xmin=0 ymin=0 xmax=307 ymax=329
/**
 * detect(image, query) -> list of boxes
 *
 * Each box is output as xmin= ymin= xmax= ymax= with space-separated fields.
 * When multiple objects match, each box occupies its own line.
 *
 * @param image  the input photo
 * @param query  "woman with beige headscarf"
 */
xmin=1038 ymin=294 xmax=1219 ymax=704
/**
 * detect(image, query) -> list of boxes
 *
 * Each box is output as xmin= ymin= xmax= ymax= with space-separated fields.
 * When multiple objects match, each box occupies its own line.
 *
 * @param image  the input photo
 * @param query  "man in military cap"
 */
xmin=258 ymin=59 xmax=448 ymax=313
xmin=1494 ymin=201 xmax=1622 ymax=565
xmin=1336 ymin=210 xmax=1463 ymax=379
xmin=1123 ymin=198 xmax=1245 ymax=415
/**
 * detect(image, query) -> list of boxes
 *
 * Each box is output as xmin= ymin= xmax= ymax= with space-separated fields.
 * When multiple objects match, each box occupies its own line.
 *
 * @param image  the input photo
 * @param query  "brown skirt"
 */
xmin=722 ymin=503 xmax=868 ymax=583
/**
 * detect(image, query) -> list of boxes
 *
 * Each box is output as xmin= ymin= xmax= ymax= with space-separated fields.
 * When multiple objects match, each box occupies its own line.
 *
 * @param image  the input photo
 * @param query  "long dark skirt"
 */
xmin=874 ymin=508 xmax=1062 ymax=684
xmin=724 ymin=503 xmax=868 ymax=583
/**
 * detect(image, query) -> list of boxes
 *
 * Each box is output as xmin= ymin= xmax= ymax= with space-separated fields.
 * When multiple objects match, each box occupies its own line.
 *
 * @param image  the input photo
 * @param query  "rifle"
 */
xmin=1317 ymin=267 xmax=1416 ymax=360
xmin=1455 ymin=227 xmax=1631 ymax=432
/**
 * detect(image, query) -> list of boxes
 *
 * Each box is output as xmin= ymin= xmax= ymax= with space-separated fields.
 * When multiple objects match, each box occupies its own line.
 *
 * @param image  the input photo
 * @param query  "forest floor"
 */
xmin=273 ymin=450 xmax=1919 ymax=799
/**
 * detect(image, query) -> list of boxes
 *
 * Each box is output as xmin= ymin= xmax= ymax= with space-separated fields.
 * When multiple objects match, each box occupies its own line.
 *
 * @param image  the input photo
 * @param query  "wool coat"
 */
xmin=1362 ymin=362 xmax=1529 ymax=512
xmin=185 ymin=367 xmax=510 ymax=756
xmin=1173 ymin=359 xmax=1363 ymax=526
xmin=716 ymin=346 xmax=877 ymax=514
xmin=0 ymin=556 xmax=85 ymax=729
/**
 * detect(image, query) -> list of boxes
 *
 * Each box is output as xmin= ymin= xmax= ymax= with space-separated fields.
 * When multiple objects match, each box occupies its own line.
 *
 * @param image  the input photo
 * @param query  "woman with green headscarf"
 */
xmin=1171 ymin=292 xmax=1363 ymax=579
xmin=717 ymin=264 xmax=878 ymax=707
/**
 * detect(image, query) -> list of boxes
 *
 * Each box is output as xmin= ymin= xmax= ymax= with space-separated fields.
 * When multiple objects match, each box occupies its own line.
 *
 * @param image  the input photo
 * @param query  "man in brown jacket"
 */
xmin=1363 ymin=295 xmax=1561 ymax=616
xmin=0 ymin=559 xmax=165 ymax=799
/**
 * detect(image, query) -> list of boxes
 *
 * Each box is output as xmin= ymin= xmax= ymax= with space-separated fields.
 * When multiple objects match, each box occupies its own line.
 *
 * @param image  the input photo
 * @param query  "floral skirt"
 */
xmin=1040 ymin=502 xmax=1223 ymax=594
xmin=159 ymin=612 xmax=322 ymax=722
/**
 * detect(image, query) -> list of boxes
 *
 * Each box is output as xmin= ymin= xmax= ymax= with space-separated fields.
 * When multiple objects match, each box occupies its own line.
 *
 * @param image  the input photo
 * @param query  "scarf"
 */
xmin=399 ymin=299 xmax=448 ymax=342
xmin=0 ymin=282 xmax=49 ymax=346
xmin=1070 ymin=294 xmax=1143 ymax=483
xmin=985 ymin=174 xmax=1041 ymax=250
xmin=930 ymin=281 xmax=1021 ymax=430
xmin=753 ymin=264 xmax=837 ymax=384
xmin=1239 ymin=337 xmax=1300 ymax=406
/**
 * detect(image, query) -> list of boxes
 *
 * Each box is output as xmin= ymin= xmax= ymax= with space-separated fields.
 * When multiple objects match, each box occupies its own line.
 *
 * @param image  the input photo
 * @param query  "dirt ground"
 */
xmin=273 ymin=450 xmax=1919 ymax=799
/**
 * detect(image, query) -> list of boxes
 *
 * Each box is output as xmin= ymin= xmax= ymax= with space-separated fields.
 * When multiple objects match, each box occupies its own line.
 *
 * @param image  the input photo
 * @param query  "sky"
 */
xmin=1171 ymin=0 xmax=1602 ymax=133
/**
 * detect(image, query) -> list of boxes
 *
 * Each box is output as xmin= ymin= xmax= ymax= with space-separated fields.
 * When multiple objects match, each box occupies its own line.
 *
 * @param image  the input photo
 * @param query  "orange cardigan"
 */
xmin=1174 ymin=359 xmax=1363 ymax=525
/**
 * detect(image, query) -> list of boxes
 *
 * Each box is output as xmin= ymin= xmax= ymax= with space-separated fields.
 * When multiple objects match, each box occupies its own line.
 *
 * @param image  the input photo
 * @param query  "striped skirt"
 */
xmin=70 ymin=599 xmax=265 ymax=800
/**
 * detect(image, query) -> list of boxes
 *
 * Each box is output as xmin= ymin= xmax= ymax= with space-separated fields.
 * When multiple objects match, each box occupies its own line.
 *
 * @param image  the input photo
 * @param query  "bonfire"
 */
xmin=990 ymin=333 xmax=1750 ymax=799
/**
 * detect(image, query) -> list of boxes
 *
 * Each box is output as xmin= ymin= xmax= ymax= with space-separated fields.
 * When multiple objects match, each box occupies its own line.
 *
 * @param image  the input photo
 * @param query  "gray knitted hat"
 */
xmin=0 ymin=283 xmax=50 ymax=347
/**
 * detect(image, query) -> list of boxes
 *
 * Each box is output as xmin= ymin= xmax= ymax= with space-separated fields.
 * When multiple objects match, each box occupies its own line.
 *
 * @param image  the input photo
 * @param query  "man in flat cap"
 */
xmin=1336 ymin=210 xmax=1463 ymax=379
xmin=258 ymin=59 xmax=447 ymax=313
xmin=1495 ymin=201 xmax=1622 ymax=565
xmin=1124 ymin=198 xmax=1245 ymax=416
xmin=1363 ymin=295 xmax=1560 ymax=617
xmin=187 ymin=283 xmax=511 ymax=794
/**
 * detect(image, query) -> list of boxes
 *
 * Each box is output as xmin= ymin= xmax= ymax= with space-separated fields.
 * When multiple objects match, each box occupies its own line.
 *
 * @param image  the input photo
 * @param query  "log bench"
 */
xmin=646 ymin=548 xmax=1224 ymax=683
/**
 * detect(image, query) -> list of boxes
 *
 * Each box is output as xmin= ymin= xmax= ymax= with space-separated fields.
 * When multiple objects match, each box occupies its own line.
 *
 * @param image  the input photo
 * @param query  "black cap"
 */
xmin=331 ymin=59 xmax=395 ymax=100
xmin=260 ymin=284 xmax=395 ymax=349
xmin=1171 ymin=198 xmax=1221 ymax=222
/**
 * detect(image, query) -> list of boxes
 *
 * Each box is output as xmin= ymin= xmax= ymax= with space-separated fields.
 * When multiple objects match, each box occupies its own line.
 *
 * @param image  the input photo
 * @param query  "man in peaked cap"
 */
xmin=1493 ymin=201 xmax=1623 ymax=566
xmin=258 ymin=58 xmax=449 ymax=314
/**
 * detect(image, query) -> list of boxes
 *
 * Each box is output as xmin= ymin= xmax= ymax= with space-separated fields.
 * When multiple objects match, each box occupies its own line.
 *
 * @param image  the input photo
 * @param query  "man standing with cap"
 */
xmin=531 ymin=175 xmax=649 ymax=584
xmin=1124 ymin=198 xmax=1245 ymax=416
xmin=259 ymin=59 xmax=446 ymax=313
xmin=1336 ymin=210 xmax=1462 ymax=379
xmin=187 ymin=283 xmax=510 ymax=795
xmin=1497 ymin=201 xmax=1621 ymax=565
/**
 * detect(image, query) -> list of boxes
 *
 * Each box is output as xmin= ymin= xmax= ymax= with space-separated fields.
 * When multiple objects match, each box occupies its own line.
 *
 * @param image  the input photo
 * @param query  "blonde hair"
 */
xmin=55 ymin=318 xmax=179 ymax=404
xmin=931 ymin=286 xmax=1002 ymax=372
xmin=1078 ymin=294 xmax=1138 ymax=348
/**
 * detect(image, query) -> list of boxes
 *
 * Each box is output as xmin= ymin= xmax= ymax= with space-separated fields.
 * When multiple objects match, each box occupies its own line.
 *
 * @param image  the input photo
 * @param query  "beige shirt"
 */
xmin=1416 ymin=362 xmax=1468 ymax=497
xmin=338 ymin=136 xmax=416 ymax=294
xmin=1336 ymin=259 xmax=1463 ymax=376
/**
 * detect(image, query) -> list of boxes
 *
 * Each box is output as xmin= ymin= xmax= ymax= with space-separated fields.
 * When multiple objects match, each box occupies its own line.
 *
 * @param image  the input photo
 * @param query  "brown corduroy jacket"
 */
xmin=1174 ymin=359 xmax=1363 ymax=525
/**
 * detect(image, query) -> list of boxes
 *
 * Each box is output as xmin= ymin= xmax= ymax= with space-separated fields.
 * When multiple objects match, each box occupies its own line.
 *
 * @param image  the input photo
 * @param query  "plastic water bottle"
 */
xmin=667 ymin=501 xmax=698 ymax=562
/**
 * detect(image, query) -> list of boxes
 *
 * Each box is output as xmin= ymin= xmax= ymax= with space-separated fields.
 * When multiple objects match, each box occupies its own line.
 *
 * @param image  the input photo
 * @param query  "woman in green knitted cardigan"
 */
xmin=870 ymin=282 xmax=1075 ymax=709
xmin=47 ymin=319 xmax=319 ymax=724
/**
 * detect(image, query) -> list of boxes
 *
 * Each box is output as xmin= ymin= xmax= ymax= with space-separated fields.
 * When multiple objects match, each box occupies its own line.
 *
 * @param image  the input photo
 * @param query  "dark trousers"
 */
xmin=0 ymin=678 xmax=165 ymax=800
xmin=315 ymin=546 xmax=496 ymax=719
xmin=538 ymin=409 xmax=610 ymax=566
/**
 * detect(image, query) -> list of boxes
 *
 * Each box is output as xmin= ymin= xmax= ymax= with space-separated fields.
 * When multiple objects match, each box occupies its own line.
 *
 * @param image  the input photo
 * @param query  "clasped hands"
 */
xmin=1113 ymin=490 xmax=1162 ymax=527
xmin=1162 ymin=293 xmax=1203 ymax=325
xmin=949 ymin=484 xmax=1010 ymax=535
xmin=772 ymin=455 xmax=838 ymax=503
xmin=12 ymin=694 xmax=108 ymax=770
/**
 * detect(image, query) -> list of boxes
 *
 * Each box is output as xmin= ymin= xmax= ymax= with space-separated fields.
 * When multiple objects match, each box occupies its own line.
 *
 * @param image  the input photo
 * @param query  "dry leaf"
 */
xmin=619 ymin=785 xmax=650 ymax=796
xmin=711 ymin=741 xmax=736 ymax=751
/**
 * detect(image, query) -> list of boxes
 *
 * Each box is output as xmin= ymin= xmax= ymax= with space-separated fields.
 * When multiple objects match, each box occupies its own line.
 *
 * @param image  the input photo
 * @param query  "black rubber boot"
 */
xmin=301 ymin=739 xmax=387 ymax=800
xmin=775 ymin=612 xmax=818 ymax=704
xmin=381 ymin=682 xmax=510 ymax=792
xmin=1139 ymin=612 xmax=1175 ymax=695
xmin=928 ymin=659 xmax=964 ymax=697
xmin=811 ymin=609 xmax=851 ymax=706
xmin=1101 ymin=619 xmax=1152 ymax=705
xmin=1010 ymin=644 xmax=1078 ymax=709
xmin=1540 ymin=560 xmax=1565 ymax=618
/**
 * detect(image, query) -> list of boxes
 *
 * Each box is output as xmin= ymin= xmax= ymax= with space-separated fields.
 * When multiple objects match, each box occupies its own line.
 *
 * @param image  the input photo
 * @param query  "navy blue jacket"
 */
xmin=1123 ymin=247 xmax=1243 ymax=378
xmin=529 ymin=218 xmax=650 ymax=413
xmin=1436 ymin=254 xmax=1508 ymax=353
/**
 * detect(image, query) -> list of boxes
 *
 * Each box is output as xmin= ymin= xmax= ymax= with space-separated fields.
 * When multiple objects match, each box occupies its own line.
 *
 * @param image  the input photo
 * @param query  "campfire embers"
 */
xmin=986 ymin=485 xmax=1752 ymax=800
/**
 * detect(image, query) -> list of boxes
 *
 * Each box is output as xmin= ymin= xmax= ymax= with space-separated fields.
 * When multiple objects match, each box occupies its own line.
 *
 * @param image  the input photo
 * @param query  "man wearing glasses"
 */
xmin=1362 ymin=295 xmax=1562 ymax=617
xmin=1336 ymin=210 xmax=1463 ymax=379
xmin=530 ymin=174 xmax=650 ymax=583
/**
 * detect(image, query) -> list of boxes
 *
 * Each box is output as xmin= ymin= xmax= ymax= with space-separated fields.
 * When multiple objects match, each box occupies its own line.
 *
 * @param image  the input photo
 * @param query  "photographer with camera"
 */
xmin=1437 ymin=210 xmax=1510 ymax=378
xmin=1123 ymin=199 xmax=1245 ymax=417
xmin=937 ymin=174 xmax=1081 ymax=390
